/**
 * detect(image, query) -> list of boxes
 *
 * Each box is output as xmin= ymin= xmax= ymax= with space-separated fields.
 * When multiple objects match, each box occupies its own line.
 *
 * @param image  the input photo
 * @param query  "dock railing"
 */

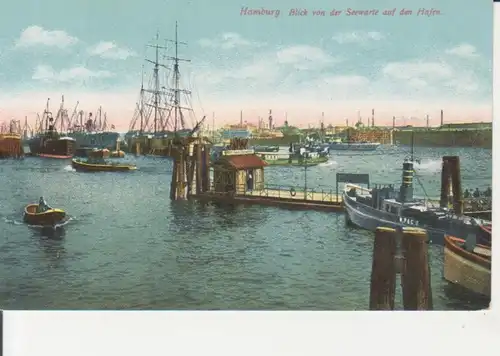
xmin=207 ymin=183 xmax=342 ymax=203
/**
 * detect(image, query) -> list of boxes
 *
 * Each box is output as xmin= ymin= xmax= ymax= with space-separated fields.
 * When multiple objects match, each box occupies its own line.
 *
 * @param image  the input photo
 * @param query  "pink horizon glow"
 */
xmin=0 ymin=91 xmax=492 ymax=131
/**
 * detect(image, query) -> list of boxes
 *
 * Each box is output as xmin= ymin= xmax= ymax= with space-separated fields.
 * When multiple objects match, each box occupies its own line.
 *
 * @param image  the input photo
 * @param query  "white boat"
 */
xmin=329 ymin=141 xmax=380 ymax=151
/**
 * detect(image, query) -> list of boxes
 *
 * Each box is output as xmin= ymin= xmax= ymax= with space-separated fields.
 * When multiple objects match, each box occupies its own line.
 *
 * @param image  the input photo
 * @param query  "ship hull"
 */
xmin=343 ymin=192 xmax=481 ymax=245
xmin=68 ymin=132 xmax=120 ymax=150
xmin=29 ymin=136 xmax=75 ymax=159
xmin=0 ymin=134 xmax=23 ymax=158
xmin=443 ymin=235 xmax=491 ymax=297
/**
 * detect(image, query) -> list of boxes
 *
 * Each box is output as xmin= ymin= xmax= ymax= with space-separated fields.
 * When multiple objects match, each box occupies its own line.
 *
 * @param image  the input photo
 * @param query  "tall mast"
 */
xmin=146 ymin=32 xmax=168 ymax=134
xmin=60 ymin=95 xmax=64 ymax=133
xmin=140 ymin=64 xmax=145 ymax=135
xmin=45 ymin=98 xmax=50 ymax=131
xmin=212 ymin=112 xmax=215 ymax=142
xmin=165 ymin=21 xmax=190 ymax=134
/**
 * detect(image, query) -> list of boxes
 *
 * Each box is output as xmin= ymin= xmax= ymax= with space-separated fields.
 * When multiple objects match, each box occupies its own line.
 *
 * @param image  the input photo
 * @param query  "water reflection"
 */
xmin=35 ymin=230 xmax=67 ymax=270
xmin=442 ymin=283 xmax=490 ymax=310
xmin=30 ymin=225 xmax=66 ymax=240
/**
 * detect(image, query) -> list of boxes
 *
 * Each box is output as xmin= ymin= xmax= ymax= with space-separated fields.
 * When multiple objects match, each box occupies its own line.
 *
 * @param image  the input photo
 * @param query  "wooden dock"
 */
xmin=194 ymin=187 xmax=344 ymax=212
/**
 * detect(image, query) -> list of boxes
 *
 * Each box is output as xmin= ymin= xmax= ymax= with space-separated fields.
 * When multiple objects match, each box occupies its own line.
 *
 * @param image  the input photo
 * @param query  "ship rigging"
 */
xmin=128 ymin=22 xmax=200 ymax=137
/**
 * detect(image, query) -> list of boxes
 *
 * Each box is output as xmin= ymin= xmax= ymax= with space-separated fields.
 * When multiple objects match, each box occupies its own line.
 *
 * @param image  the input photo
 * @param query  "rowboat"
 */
xmin=23 ymin=204 xmax=66 ymax=226
xmin=478 ymin=223 xmax=491 ymax=247
xmin=443 ymin=235 xmax=491 ymax=297
xmin=71 ymin=158 xmax=137 ymax=172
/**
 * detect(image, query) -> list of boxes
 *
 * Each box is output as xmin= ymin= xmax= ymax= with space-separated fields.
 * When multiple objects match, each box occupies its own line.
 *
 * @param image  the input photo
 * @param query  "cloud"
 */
xmin=15 ymin=26 xmax=78 ymax=48
xmin=88 ymin=41 xmax=136 ymax=60
xmin=198 ymin=32 xmax=264 ymax=49
xmin=445 ymin=43 xmax=479 ymax=59
xmin=195 ymin=44 xmax=339 ymax=88
xmin=32 ymin=64 xmax=113 ymax=82
xmin=275 ymin=45 xmax=339 ymax=70
xmin=382 ymin=61 xmax=453 ymax=81
xmin=332 ymin=31 xmax=385 ymax=44
xmin=381 ymin=59 xmax=481 ymax=95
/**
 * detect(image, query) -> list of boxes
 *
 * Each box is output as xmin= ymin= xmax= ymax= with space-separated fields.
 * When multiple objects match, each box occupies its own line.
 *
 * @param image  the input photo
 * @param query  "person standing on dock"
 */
xmin=246 ymin=170 xmax=253 ymax=191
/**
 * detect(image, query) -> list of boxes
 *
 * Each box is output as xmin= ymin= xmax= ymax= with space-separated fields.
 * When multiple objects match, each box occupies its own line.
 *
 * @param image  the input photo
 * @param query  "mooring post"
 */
xmin=401 ymin=228 xmax=432 ymax=310
xmin=369 ymin=227 xmax=397 ymax=310
xmin=202 ymin=144 xmax=211 ymax=191
xmin=195 ymin=144 xmax=203 ymax=195
xmin=447 ymin=156 xmax=463 ymax=215
xmin=439 ymin=157 xmax=451 ymax=208
xmin=170 ymin=148 xmax=179 ymax=200
xmin=186 ymin=143 xmax=196 ymax=197
xmin=177 ymin=147 xmax=186 ymax=199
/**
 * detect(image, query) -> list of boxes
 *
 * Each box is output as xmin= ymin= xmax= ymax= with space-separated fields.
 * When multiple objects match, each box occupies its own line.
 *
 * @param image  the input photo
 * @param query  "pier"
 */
xmin=169 ymin=137 xmax=344 ymax=211
xmin=167 ymin=138 xmax=491 ymax=219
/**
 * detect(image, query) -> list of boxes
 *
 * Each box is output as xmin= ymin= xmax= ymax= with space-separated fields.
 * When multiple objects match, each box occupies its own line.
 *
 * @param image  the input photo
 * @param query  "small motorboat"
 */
xmin=443 ymin=234 xmax=491 ymax=297
xmin=24 ymin=203 xmax=66 ymax=226
xmin=71 ymin=158 xmax=137 ymax=172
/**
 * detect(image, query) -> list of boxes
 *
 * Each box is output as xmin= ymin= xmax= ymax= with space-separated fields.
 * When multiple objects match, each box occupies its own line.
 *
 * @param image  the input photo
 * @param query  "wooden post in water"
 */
xmin=202 ymin=144 xmax=211 ymax=191
xmin=446 ymin=156 xmax=463 ymax=215
xmin=369 ymin=227 xmax=397 ymax=310
xmin=195 ymin=144 xmax=203 ymax=195
xmin=177 ymin=148 xmax=186 ymax=199
xmin=401 ymin=228 xmax=432 ymax=310
xmin=170 ymin=142 xmax=188 ymax=200
xmin=186 ymin=143 xmax=195 ymax=197
xmin=170 ymin=147 xmax=179 ymax=200
xmin=439 ymin=157 xmax=451 ymax=208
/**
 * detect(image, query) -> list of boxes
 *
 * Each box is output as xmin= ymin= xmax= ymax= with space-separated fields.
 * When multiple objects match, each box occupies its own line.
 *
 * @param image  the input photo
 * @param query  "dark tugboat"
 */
xmin=29 ymin=98 xmax=76 ymax=159
xmin=343 ymin=150 xmax=490 ymax=245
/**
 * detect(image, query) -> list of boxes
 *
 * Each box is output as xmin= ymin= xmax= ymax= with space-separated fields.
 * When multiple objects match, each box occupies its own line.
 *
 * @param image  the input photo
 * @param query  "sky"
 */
xmin=0 ymin=0 xmax=493 ymax=130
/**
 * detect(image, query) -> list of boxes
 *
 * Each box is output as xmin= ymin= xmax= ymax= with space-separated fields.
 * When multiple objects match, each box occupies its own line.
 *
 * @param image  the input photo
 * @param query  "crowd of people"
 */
xmin=463 ymin=186 xmax=492 ymax=199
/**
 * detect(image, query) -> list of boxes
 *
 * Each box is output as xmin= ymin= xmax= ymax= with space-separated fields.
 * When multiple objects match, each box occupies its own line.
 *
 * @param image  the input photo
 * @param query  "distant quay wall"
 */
xmin=393 ymin=128 xmax=492 ymax=148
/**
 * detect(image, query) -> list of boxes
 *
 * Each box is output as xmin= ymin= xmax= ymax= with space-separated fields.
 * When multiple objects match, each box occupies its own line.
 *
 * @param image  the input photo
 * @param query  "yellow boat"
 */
xmin=71 ymin=158 xmax=137 ymax=172
xmin=24 ymin=204 xmax=66 ymax=226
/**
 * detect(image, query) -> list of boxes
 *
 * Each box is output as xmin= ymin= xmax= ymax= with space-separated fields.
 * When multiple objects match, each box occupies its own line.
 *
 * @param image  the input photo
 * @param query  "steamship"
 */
xmin=29 ymin=115 xmax=75 ymax=159
xmin=343 ymin=157 xmax=486 ymax=245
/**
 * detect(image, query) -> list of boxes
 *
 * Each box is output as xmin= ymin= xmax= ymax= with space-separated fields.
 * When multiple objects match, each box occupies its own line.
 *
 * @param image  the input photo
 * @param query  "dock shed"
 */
xmin=212 ymin=149 xmax=268 ymax=194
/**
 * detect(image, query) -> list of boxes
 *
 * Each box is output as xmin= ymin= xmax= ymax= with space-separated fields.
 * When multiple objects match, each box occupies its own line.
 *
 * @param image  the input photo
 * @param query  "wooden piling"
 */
xmin=202 ymin=144 xmax=210 ymax=192
xmin=439 ymin=158 xmax=450 ymax=208
xmin=195 ymin=144 xmax=203 ymax=195
xmin=446 ymin=156 xmax=463 ymax=215
xmin=177 ymin=148 xmax=186 ymax=199
xmin=170 ymin=148 xmax=179 ymax=200
xmin=401 ymin=228 xmax=432 ymax=310
xmin=369 ymin=227 xmax=397 ymax=310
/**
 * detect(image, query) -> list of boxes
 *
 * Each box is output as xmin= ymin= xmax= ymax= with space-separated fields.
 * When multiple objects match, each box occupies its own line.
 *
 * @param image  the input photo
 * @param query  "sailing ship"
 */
xmin=342 ymin=141 xmax=489 ymax=245
xmin=29 ymin=97 xmax=76 ymax=158
xmin=126 ymin=23 xmax=199 ymax=156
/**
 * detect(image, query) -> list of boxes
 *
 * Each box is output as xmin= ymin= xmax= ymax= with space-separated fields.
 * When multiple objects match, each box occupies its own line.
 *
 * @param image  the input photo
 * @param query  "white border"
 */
xmin=3 ymin=5 xmax=500 ymax=356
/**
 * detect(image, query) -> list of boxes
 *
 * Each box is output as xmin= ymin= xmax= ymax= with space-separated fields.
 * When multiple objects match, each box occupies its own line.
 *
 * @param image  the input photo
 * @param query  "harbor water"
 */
xmin=0 ymin=146 xmax=491 ymax=309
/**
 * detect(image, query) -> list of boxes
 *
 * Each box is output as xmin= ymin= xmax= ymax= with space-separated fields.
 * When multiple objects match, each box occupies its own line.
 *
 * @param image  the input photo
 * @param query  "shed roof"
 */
xmin=215 ymin=154 xmax=268 ymax=170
